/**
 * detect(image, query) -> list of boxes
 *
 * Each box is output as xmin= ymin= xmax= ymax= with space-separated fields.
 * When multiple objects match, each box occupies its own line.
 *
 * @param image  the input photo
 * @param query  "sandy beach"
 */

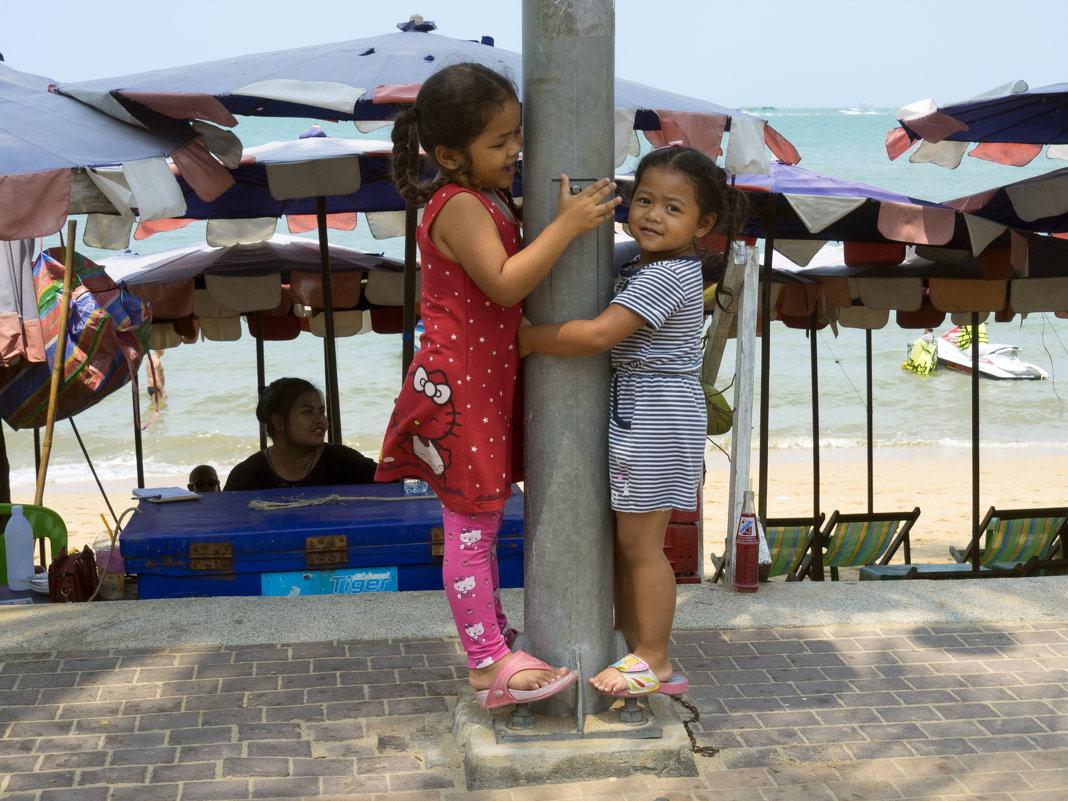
xmin=13 ymin=446 xmax=1064 ymax=578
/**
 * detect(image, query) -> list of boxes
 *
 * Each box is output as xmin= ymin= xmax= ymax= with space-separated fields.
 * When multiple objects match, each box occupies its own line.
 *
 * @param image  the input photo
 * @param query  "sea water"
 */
xmin=8 ymin=110 xmax=1068 ymax=491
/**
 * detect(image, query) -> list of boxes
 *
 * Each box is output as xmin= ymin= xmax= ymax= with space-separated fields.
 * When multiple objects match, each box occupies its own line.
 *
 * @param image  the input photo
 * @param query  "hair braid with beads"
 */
xmin=390 ymin=62 xmax=519 ymax=206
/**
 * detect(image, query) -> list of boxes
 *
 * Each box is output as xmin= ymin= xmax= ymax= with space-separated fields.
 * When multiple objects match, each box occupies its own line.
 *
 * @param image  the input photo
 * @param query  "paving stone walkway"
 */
xmin=1 ymin=620 xmax=1065 ymax=800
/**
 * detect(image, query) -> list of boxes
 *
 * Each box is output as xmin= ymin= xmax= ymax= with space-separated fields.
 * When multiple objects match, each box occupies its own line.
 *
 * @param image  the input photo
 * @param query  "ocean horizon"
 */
xmin=8 ymin=108 xmax=1068 ymax=490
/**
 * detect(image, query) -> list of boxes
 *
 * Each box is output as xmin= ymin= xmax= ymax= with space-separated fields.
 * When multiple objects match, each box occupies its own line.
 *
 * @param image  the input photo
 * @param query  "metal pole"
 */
xmin=131 ymin=377 xmax=145 ymax=489
xmin=810 ymin=312 xmax=823 ymax=580
xmin=402 ymin=205 xmax=417 ymax=377
xmin=758 ymin=204 xmax=776 ymax=520
xmin=255 ymin=311 xmax=267 ymax=451
xmin=865 ymin=329 xmax=873 ymax=514
xmin=522 ymin=0 xmax=616 ymax=719
xmin=316 ymin=197 xmax=342 ymax=443
xmin=971 ymin=311 xmax=980 ymax=548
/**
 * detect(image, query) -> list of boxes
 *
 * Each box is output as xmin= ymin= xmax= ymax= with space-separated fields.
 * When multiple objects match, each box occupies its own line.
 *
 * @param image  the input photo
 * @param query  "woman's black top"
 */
xmin=223 ymin=443 xmax=377 ymax=491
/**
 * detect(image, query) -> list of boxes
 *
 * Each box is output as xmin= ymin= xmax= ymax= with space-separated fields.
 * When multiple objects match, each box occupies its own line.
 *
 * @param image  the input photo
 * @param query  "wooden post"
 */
xmin=701 ymin=242 xmax=749 ymax=579
xmin=34 ymin=220 xmax=77 ymax=507
xmin=724 ymin=245 xmax=759 ymax=588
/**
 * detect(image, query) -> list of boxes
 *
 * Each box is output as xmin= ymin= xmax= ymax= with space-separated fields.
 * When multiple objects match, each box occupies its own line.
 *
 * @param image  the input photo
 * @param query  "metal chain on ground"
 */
xmin=672 ymin=696 xmax=718 ymax=757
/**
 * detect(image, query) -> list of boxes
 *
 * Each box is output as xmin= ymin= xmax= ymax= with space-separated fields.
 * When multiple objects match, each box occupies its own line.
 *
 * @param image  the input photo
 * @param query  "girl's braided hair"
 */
xmin=632 ymin=146 xmax=751 ymax=311
xmin=391 ymin=62 xmax=519 ymax=206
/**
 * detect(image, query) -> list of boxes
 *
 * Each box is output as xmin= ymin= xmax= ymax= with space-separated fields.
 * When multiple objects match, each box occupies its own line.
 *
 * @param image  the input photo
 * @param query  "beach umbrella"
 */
xmin=100 ymin=234 xmax=404 ymax=474
xmin=945 ymin=166 xmax=1068 ymax=235
xmin=54 ymin=16 xmax=800 ymax=174
xmin=886 ymin=80 xmax=1068 ymax=169
xmin=115 ymin=136 xmax=434 ymax=441
xmin=0 ymin=62 xmax=237 ymax=241
xmin=101 ymin=233 xmax=402 ymax=286
xmin=131 ymin=138 xmax=415 ymax=242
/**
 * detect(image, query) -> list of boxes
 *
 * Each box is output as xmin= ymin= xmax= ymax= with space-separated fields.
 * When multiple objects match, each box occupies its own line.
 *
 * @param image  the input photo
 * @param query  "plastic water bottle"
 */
xmin=4 ymin=505 xmax=34 ymax=591
xmin=734 ymin=489 xmax=759 ymax=593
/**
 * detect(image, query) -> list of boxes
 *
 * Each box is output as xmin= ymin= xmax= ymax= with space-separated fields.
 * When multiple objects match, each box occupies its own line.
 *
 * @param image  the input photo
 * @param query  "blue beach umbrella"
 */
xmin=0 ymin=62 xmax=234 ymax=241
xmin=887 ymin=80 xmax=1068 ymax=169
xmin=945 ymin=166 xmax=1068 ymax=235
xmin=54 ymin=16 xmax=799 ymax=171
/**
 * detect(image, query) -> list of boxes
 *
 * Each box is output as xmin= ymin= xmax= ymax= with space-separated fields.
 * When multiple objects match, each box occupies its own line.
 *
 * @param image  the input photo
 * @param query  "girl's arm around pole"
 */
xmin=517 ymin=304 xmax=646 ymax=358
xmin=433 ymin=176 xmax=619 ymax=307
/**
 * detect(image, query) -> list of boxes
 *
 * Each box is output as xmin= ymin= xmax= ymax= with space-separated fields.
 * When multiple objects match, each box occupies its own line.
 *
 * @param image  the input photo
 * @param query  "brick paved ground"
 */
xmin=1 ymin=620 xmax=1065 ymax=801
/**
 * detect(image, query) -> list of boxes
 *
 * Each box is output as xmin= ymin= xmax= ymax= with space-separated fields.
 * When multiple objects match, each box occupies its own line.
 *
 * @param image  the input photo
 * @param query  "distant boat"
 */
xmin=838 ymin=104 xmax=878 ymax=115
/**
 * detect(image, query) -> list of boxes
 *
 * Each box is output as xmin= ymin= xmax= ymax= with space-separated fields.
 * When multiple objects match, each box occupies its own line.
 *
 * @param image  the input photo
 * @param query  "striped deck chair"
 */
xmin=710 ymin=514 xmax=824 ymax=583
xmin=764 ymin=514 xmax=824 ymax=581
xmin=801 ymin=507 xmax=920 ymax=581
xmin=950 ymin=507 xmax=1068 ymax=574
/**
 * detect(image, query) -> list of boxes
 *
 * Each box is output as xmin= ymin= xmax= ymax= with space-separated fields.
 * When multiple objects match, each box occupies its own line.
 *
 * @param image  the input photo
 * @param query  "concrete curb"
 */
xmin=1 ymin=576 xmax=1063 ymax=653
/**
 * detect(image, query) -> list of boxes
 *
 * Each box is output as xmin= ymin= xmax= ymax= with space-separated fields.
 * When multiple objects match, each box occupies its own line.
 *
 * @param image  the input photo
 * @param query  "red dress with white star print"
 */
xmin=375 ymin=184 xmax=523 ymax=515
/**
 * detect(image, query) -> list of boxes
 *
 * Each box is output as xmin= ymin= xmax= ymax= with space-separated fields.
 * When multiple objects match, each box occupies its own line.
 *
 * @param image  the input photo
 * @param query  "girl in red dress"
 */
xmin=376 ymin=63 xmax=619 ymax=709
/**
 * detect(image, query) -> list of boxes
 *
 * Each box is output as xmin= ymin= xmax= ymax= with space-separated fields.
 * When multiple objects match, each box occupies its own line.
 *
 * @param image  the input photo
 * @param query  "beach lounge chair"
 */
xmin=948 ymin=506 xmax=1068 ymax=575
xmin=0 ymin=504 xmax=69 ymax=584
xmin=800 ymin=507 xmax=920 ymax=581
xmin=711 ymin=513 xmax=824 ymax=583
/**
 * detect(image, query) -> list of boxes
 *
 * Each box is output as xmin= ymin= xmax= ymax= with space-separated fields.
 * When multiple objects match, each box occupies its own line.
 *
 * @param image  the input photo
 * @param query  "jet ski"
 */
xmin=903 ymin=325 xmax=1049 ymax=380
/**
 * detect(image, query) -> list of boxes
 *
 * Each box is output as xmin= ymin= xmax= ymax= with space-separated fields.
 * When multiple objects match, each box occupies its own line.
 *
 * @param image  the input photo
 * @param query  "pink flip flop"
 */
xmin=653 ymin=673 xmax=689 ymax=695
xmin=474 ymin=650 xmax=578 ymax=710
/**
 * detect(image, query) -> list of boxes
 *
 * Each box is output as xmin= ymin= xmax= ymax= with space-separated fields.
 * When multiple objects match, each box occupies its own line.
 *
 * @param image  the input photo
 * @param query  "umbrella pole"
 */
xmin=866 ymin=329 xmax=874 ymax=513
xmin=255 ymin=312 xmax=267 ymax=451
xmin=971 ymin=311 xmax=981 ymax=572
xmin=131 ymin=373 xmax=145 ymax=489
xmin=33 ymin=220 xmax=77 ymax=508
xmin=316 ymin=197 xmax=341 ymax=443
xmin=401 ymin=203 xmax=417 ymax=378
xmin=810 ymin=310 xmax=823 ymax=580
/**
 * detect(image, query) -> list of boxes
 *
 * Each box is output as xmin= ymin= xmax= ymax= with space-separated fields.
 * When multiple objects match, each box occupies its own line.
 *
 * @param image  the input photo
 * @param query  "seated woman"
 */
xmin=223 ymin=377 xmax=377 ymax=491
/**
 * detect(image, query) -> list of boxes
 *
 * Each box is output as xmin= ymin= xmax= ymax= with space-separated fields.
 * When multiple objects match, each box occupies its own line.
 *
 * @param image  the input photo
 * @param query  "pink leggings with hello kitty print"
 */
xmin=442 ymin=507 xmax=513 ymax=670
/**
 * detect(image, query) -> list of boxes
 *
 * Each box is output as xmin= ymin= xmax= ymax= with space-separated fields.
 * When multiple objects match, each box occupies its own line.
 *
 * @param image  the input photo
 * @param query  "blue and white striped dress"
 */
xmin=608 ymin=256 xmax=706 ymax=513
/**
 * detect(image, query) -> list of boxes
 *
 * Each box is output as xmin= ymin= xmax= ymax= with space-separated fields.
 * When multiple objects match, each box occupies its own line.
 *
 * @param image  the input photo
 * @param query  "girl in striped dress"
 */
xmin=518 ymin=146 xmax=748 ymax=697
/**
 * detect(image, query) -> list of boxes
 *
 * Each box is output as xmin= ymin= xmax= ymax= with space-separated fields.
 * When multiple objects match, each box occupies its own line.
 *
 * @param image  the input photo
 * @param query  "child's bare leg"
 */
xmin=613 ymin=544 xmax=637 ymax=650
xmin=591 ymin=509 xmax=676 ymax=694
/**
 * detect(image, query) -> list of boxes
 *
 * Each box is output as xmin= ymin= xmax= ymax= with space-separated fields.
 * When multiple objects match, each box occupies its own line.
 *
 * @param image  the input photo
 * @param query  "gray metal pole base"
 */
xmin=452 ymin=688 xmax=697 ymax=790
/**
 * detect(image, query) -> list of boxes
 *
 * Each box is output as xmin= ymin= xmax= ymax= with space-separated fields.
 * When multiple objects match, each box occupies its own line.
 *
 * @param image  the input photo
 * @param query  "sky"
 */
xmin=0 ymin=0 xmax=1062 ymax=109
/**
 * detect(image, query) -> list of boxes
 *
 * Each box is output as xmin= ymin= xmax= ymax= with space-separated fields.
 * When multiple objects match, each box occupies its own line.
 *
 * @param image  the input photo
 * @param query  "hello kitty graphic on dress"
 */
xmin=464 ymin=621 xmax=486 ymax=643
xmin=389 ymin=365 xmax=459 ymax=477
xmin=453 ymin=575 xmax=477 ymax=599
xmin=458 ymin=527 xmax=483 ymax=550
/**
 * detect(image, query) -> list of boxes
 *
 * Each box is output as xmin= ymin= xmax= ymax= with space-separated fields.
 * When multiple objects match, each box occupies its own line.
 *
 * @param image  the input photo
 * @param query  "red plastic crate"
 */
xmin=663 ymin=523 xmax=699 ymax=575
xmin=674 ymin=573 xmax=702 ymax=584
xmin=670 ymin=506 xmax=699 ymax=524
